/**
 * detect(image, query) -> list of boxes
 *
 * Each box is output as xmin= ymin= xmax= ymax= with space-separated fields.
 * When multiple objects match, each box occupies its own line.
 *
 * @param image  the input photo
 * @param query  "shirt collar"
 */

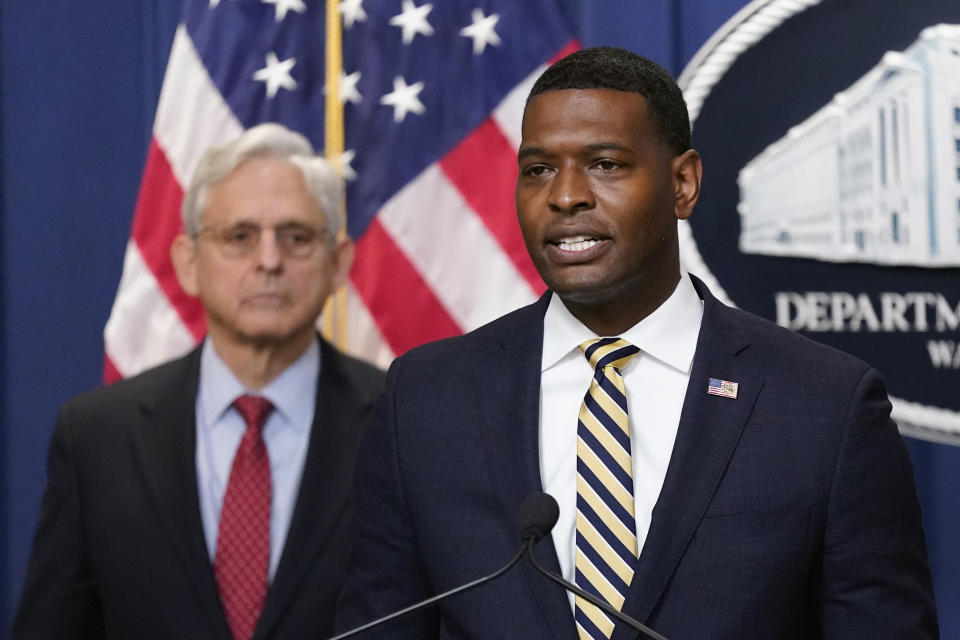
xmin=198 ymin=336 xmax=321 ymax=432
xmin=541 ymin=271 xmax=703 ymax=374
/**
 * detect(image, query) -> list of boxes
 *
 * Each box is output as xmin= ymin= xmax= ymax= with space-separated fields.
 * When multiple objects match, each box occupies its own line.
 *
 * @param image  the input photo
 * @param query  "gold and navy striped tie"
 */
xmin=574 ymin=337 xmax=641 ymax=640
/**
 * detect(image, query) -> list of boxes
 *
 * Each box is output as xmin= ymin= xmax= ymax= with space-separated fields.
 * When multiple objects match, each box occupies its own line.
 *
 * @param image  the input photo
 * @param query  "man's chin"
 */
xmin=229 ymin=323 xmax=303 ymax=347
xmin=548 ymin=277 xmax=620 ymax=306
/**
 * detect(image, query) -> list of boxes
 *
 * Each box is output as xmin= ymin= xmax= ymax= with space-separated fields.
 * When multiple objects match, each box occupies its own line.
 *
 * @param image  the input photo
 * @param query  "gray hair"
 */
xmin=181 ymin=122 xmax=345 ymax=240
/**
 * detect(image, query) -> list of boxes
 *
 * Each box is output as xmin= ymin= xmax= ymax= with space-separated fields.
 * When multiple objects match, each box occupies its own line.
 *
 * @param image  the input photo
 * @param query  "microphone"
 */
xmin=327 ymin=502 xmax=542 ymax=640
xmin=518 ymin=489 xmax=560 ymax=541
xmin=522 ymin=492 xmax=670 ymax=640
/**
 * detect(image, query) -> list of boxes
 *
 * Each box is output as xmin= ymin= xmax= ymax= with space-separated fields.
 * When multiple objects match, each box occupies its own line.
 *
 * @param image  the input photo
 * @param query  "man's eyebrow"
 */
xmin=517 ymin=146 xmax=546 ymax=161
xmin=517 ymin=141 xmax=632 ymax=161
xmin=585 ymin=141 xmax=632 ymax=153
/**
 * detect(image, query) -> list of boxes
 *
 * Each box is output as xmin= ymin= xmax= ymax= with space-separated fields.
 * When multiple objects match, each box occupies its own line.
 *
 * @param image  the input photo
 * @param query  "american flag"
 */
xmin=103 ymin=0 xmax=577 ymax=380
xmin=707 ymin=377 xmax=739 ymax=399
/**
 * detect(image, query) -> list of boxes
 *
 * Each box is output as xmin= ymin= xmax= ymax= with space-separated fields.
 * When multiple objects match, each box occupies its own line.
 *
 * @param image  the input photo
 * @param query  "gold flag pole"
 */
xmin=322 ymin=0 xmax=349 ymax=349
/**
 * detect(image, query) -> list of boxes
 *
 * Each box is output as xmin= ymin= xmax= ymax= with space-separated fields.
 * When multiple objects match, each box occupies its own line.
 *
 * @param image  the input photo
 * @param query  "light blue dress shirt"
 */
xmin=195 ymin=337 xmax=319 ymax=581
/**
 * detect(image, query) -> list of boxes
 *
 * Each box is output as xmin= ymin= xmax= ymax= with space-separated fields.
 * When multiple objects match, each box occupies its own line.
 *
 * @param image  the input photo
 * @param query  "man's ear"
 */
xmin=170 ymin=233 xmax=200 ymax=297
xmin=329 ymin=235 xmax=355 ymax=291
xmin=672 ymin=149 xmax=702 ymax=221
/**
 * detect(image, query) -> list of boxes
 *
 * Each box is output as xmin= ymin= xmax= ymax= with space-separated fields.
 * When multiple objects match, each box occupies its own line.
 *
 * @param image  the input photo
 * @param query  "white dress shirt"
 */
xmin=195 ymin=337 xmax=318 ymax=581
xmin=538 ymin=273 xmax=703 ymax=607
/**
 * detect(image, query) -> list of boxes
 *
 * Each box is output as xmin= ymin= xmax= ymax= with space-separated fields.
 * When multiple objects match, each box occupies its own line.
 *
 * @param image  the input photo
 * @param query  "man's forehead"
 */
xmin=522 ymin=89 xmax=649 ymax=129
xmin=519 ymin=89 xmax=652 ymax=151
xmin=203 ymin=206 xmax=327 ymax=229
xmin=202 ymin=177 xmax=326 ymax=227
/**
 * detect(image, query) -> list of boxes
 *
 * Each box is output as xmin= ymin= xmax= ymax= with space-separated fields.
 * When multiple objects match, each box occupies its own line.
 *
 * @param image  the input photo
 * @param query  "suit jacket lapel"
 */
xmin=255 ymin=339 xmax=364 ymax=639
xmin=614 ymin=278 xmax=763 ymax=638
xmin=473 ymin=294 xmax=579 ymax=640
xmin=128 ymin=346 xmax=232 ymax=640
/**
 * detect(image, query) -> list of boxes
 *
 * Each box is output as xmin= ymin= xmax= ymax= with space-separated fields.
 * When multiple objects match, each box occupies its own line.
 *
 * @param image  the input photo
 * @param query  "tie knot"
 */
xmin=580 ymin=337 xmax=640 ymax=372
xmin=233 ymin=395 xmax=274 ymax=432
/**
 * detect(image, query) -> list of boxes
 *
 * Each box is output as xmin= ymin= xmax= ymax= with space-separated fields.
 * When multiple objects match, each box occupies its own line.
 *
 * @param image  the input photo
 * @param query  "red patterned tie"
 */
xmin=215 ymin=395 xmax=273 ymax=640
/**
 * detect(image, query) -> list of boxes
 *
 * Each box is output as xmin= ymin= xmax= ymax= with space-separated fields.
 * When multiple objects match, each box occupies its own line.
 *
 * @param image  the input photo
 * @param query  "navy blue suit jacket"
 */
xmin=336 ymin=277 xmax=937 ymax=639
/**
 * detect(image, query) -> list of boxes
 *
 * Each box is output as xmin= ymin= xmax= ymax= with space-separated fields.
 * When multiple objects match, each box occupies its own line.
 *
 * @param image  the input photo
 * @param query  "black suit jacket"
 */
xmin=335 ymin=276 xmax=937 ymax=639
xmin=14 ymin=337 xmax=384 ymax=640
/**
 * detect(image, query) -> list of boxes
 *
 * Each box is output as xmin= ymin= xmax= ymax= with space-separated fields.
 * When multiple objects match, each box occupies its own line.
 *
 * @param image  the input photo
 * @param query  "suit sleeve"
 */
xmin=335 ymin=356 xmax=440 ymax=638
xmin=13 ymin=404 xmax=105 ymax=639
xmin=818 ymin=368 xmax=938 ymax=638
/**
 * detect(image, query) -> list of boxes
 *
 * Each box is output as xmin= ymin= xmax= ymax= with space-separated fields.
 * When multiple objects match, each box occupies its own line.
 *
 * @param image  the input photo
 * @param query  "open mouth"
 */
xmin=553 ymin=235 xmax=601 ymax=252
xmin=545 ymin=233 xmax=609 ymax=264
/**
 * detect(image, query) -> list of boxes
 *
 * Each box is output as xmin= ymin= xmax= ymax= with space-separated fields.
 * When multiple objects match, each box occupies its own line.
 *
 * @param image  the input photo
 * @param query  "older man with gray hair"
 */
xmin=15 ymin=123 xmax=385 ymax=640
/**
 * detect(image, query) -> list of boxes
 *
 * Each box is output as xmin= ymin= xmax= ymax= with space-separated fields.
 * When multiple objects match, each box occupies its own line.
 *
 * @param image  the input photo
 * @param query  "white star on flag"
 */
xmin=262 ymin=0 xmax=306 ymax=22
xmin=389 ymin=0 xmax=434 ymax=45
xmin=338 ymin=70 xmax=362 ymax=105
xmin=333 ymin=149 xmax=357 ymax=181
xmin=460 ymin=9 xmax=501 ymax=55
xmin=379 ymin=75 xmax=426 ymax=122
xmin=339 ymin=0 xmax=367 ymax=29
xmin=209 ymin=0 xmax=223 ymax=7
xmin=324 ymin=70 xmax=362 ymax=104
xmin=253 ymin=52 xmax=298 ymax=98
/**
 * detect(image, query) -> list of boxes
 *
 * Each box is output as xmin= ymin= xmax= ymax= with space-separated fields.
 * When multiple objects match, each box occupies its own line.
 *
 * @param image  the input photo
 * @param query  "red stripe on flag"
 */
xmin=351 ymin=218 xmax=461 ymax=355
xmin=439 ymin=119 xmax=546 ymax=296
xmin=551 ymin=40 xmax=581 ymax=63
xmin=131 ymin=139 xmax=206 ymax=341
xmin=103 ymin=355 xmax=122 ymax=385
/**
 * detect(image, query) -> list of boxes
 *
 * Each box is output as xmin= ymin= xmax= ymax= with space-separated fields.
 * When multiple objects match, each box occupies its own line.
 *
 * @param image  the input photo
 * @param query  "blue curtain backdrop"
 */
xmin=2 ymin=0 xmax=957 ymax=635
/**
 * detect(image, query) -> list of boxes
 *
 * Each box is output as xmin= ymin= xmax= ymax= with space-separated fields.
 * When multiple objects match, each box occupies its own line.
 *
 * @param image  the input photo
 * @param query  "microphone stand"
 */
xmin=327 ymin=542 xmax=529 ymax=639
xmin=525 ymin=543 xmax=670 ymax=640
xmin=330 ymin=492 xmax=670 ymax=640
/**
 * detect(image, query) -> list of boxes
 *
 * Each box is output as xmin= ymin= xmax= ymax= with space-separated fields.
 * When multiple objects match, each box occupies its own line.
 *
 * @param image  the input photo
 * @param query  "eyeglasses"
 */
xmin=197 ymin=222 xmax=329 ymax=258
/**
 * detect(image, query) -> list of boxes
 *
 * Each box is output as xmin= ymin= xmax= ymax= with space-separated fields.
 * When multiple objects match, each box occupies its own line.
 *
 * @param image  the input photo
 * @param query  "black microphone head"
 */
xmin=518 ymin=492 xmax=560 ymax=542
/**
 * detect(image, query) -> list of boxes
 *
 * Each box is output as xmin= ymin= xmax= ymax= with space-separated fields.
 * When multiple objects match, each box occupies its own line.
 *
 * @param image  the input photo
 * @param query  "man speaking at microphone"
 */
xmin=335 ymin=48 xmax=937 ymax=639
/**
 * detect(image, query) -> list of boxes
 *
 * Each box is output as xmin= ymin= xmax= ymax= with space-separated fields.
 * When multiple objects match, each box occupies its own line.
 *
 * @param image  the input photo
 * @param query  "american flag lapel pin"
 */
xmin=707 ymin=377 xmax=739 ymax=399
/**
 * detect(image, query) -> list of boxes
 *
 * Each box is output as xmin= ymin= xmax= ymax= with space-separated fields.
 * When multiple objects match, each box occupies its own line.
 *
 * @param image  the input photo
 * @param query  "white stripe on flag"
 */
xmin=154 ymin=25 xmax=244 ymax=186
xmin=323 ymin=282 xmax=395 ymax=370
xmin=104 ymin=241 xmax=196 ymax=378
xmin=491 ymin=63 xmax=550 ymax=151
xmin=378 ymin=164 xmax=539 ymax=332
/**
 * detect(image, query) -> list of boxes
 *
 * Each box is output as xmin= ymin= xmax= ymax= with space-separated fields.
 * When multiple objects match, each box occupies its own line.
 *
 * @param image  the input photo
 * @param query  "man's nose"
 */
xmin=548 ymin=166 xmax=595 ymax=214
xmin=254 ymin=229 xmax=284 ymax=270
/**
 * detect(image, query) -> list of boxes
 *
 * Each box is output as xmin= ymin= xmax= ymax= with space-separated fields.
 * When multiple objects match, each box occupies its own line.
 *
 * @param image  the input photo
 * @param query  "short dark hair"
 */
xmin=526 ymin=47 xmax=691 ymax=155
